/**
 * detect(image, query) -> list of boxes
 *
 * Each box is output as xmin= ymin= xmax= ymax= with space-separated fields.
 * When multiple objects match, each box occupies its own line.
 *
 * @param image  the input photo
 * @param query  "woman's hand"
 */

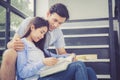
xmin=69 ymin=53 xmax=77 ymax=61
xmin=43 ymin=57 xmax=58 ymax=66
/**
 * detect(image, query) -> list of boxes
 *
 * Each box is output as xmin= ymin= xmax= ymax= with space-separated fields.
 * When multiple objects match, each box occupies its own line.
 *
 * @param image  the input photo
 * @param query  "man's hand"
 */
xmin=12 ymin=38 xmax=24 ymax=51
xmin=43 ymin=57 xmax=58 ymax=66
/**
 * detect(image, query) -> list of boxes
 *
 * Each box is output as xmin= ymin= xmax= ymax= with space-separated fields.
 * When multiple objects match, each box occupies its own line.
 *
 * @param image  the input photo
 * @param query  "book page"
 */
xmin=40 ymin=54 xmax=75 ymax=77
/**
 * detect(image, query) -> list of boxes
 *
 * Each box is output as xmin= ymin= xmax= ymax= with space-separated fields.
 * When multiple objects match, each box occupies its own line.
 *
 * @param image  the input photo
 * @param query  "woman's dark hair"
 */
xmin=22 ymin=17 xmax=49 ymax=52
xmin=49 ymin=3 xmax=69 ymax=21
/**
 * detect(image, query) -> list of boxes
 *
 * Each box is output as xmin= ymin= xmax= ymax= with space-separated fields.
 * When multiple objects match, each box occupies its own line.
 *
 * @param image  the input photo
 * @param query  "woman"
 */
xmin=16 ymin=17 xmax=88 ymax=80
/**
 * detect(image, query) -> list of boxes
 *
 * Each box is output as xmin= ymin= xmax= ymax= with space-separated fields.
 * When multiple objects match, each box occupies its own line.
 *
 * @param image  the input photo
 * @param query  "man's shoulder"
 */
xmin=23 ymin=17 xmax=33 ymax=23
xmin=52 ymin=28 xmax=62 ymax=33
xmin=25 ymin=16 xmax=33 ymax=20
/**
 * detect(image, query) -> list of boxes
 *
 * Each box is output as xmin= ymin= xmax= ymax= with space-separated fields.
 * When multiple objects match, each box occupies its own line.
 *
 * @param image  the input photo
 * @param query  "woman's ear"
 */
xmin=30 ymin=25 xmax=35 ymax=31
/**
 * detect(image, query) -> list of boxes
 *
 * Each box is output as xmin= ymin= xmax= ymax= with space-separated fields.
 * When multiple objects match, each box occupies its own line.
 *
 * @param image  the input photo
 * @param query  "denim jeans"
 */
xmin=38 ymin=61 xmax=88 ymax=80
xmin=87 ymin=67 xmax=97 ymax=80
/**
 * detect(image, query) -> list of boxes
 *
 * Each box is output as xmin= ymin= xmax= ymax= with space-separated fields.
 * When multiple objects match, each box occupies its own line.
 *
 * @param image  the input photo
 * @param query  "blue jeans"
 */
xmin=39 ymin=61 xmax=88 ymax=80
xmin=87 ymin=67 xmax=97 ymax=80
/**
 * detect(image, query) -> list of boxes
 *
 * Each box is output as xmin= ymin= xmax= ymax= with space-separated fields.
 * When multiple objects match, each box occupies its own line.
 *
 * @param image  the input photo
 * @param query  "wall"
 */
xmin=36 ymin=0 xmax=49 ymax=18
xmin=36 ymin=0 xmax=115 ymax=20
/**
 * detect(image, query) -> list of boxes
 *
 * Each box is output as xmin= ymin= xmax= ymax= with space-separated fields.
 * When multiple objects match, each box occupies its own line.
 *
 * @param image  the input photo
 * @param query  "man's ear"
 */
xmin=46 ymin=11 xmax=50 ymax=17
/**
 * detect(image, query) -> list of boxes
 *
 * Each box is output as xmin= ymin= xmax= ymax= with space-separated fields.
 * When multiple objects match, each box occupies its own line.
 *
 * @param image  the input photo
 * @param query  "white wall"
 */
xmin=36 ymin=0 xmax=115 ymax=20
xmin=36 ymin=0 xmax=49 ymax=18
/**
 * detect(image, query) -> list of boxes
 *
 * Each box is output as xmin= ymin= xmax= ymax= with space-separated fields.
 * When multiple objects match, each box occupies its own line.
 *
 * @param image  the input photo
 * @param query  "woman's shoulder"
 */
xmin=21 ymin=38 xmax=36 ymax=48
xmin=20 ymin=38 xmax=29 ymax=46
xmin=21 ymin=38 xmax=26 ymax=43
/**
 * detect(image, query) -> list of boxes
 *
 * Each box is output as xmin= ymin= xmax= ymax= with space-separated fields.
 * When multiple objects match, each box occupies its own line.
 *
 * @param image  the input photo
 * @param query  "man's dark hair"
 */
xmin=49 ymin=3 xmax=69 ymax=21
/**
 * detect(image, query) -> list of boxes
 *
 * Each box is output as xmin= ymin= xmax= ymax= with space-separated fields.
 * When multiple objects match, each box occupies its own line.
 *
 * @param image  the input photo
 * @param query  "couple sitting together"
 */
xmin=0 ymin=3 xmax=97 ymax=80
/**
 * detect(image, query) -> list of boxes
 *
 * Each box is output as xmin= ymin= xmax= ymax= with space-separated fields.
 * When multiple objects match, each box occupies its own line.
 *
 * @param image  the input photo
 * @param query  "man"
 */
xmin=0 ymin=3 xmax=97 ymax=80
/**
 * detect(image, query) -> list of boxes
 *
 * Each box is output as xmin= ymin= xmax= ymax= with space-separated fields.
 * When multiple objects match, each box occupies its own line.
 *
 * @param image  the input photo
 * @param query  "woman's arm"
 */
xmin=17 ymin=45 xmax=45 ymax=78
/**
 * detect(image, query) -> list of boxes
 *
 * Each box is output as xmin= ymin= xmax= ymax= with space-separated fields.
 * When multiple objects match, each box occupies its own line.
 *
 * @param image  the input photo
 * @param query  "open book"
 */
xmin=40 ymin=54 xmax=75 ymax=77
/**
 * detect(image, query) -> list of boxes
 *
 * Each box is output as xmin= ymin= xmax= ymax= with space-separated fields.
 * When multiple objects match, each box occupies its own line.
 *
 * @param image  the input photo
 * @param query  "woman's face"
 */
xmin=30 ymin=26 xmax=48 ymax=42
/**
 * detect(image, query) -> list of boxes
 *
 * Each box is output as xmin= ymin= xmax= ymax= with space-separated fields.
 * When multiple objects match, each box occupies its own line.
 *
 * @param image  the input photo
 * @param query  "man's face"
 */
xmin=47 ymin=12 xmax=66 ymax=31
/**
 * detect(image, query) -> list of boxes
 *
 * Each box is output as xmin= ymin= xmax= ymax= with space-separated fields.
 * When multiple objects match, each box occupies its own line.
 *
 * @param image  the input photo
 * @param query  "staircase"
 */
xmin=0 ymin=23 xmax=15 ymax=66
xmin=0 ymin=23 xmax=5 ymax=67
xmin=0 ymin=19 xmax=117 ymax=80
xmin=49 ymin=19 xmax=116 ymax=80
